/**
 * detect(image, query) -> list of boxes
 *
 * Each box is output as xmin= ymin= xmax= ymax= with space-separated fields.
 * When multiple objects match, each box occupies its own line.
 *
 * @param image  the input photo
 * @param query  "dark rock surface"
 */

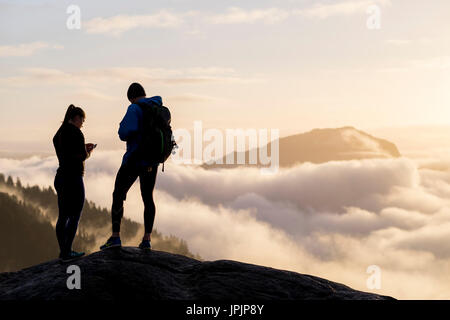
xmin=0 ymin=247 xmax=395 ymax=300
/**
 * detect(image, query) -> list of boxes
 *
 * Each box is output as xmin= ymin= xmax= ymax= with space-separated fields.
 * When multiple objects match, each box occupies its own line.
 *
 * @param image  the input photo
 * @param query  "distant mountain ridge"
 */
xmin=202 ymin=126 xmax=401 ymax=169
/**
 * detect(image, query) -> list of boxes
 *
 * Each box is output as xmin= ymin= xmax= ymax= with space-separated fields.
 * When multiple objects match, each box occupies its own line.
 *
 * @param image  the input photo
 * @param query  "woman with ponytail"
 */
xmin=52 ymin=104 xmax=96 ymax=261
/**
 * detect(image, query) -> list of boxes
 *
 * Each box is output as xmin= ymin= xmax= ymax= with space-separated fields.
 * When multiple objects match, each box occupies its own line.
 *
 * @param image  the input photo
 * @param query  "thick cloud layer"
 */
xmin=1 ymin=151 xmax=450 ymax=299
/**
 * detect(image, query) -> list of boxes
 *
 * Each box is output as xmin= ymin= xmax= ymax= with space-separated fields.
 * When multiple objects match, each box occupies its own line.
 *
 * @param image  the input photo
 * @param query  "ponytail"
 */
xmin=63 ymin=104 xmax=85 ymax=124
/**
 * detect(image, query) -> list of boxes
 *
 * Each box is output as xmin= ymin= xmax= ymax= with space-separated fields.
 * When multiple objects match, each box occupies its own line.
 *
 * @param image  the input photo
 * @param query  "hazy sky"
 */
xmin=0 ymin=0 xmax=449 ymax=152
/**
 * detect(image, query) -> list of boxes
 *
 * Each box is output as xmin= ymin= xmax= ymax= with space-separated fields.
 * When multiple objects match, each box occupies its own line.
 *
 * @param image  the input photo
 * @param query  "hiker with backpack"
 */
xmin=101 ymin=82 xmax=175 ymax=250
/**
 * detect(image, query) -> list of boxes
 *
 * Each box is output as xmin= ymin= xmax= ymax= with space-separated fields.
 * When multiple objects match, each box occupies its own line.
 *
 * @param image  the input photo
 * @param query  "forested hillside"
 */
xmin=0 ymin=173 xmax=200 ymax=272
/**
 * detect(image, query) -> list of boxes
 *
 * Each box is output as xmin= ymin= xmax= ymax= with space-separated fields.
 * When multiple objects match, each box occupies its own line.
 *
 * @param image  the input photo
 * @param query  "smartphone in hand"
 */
xmin=86 ymin=143 xmax=96 ymax=152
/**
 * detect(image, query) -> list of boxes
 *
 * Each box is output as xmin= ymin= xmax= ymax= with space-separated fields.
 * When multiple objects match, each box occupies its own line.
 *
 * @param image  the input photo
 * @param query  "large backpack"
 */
xmin=136 ymin=101 xmax=176 ymax=172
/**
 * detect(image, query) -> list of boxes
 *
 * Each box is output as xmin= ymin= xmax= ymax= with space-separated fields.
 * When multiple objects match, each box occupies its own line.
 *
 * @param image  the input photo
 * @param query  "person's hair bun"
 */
xmin=63 ymin=104 xmax=85 ymax=124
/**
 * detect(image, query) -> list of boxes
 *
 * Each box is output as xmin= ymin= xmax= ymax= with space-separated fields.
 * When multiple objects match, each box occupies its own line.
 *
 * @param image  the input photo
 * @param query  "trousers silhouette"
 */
xmin=54 ymin=171 xmax=84 ymax=255
xmin=111 ymin=163 xmax=158 ymax=234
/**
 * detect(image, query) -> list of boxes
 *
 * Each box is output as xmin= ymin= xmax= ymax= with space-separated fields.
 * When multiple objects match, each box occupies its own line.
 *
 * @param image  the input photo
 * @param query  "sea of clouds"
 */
xmin=1 ymin=149 xmax=450 ymax=299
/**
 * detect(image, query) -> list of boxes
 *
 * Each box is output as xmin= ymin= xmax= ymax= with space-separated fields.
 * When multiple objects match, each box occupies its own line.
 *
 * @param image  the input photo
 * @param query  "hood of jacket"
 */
xmin=135 ymin=96 xmax=162 ymax=107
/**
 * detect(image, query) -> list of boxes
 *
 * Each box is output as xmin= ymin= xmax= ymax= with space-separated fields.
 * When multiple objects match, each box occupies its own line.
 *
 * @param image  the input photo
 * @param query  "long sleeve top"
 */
xmin=53 ymin=122 xmax=90 ymax=176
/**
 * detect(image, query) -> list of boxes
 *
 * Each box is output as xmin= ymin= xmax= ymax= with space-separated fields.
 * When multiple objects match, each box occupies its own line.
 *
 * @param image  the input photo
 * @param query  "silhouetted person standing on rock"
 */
xmin=101 ymin=82 xmax=168 ymax=251
xmin=53 ymin=105 xmax=96 ymax=262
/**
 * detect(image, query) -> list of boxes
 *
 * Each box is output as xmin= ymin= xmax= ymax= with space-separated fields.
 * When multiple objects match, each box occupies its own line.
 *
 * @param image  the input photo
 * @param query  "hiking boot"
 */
xmin=60 ymin=251 xmax=85 ymax=262
xmin=138 ymin=239 xmax=151 ymax=250
xmin=100 ymin=236 xmax=122 ymax=250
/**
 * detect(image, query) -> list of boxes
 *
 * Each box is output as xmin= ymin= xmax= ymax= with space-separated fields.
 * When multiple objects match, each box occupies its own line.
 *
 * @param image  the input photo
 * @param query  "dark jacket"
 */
xmin=53 ymin=122 xmax=89 ymax=176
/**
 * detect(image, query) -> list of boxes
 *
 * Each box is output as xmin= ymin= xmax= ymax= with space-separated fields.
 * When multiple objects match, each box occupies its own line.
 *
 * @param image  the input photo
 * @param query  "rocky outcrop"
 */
xmin=0 ymin=247 xmax=394 ymax=300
